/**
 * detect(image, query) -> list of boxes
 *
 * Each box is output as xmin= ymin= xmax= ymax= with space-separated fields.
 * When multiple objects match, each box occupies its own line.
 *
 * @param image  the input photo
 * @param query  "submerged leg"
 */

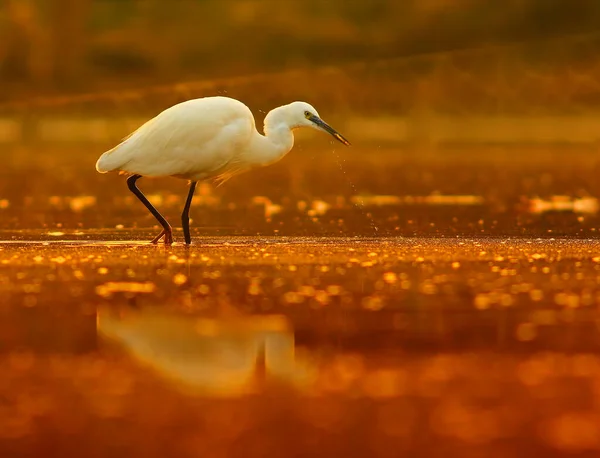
xmin=181 ymin=181 xmax=197 ymax=245
xmin=126 ymin=174 xmax=173 ymax=245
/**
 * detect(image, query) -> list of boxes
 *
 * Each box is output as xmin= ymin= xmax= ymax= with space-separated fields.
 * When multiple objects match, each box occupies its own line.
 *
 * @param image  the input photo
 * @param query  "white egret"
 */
xmin=96 ymin=96 xmax=350 ymax=245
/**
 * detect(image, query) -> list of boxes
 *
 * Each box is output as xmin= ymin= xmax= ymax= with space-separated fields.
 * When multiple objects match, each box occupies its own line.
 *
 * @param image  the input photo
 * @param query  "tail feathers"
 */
xmin=96 ymin=121 xmax=150 ymax=173
xmin=96 ymin=145 xmax=126 ymax=173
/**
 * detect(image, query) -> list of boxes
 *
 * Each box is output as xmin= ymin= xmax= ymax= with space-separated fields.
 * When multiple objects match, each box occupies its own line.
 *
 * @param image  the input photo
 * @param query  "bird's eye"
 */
xmin=304 ymin=111 xmax=311 ymax=119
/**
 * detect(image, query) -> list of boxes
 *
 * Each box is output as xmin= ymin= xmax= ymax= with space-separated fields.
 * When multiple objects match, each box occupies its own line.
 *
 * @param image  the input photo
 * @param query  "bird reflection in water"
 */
xmin=96 ymin=305 xmax=314 ymax=396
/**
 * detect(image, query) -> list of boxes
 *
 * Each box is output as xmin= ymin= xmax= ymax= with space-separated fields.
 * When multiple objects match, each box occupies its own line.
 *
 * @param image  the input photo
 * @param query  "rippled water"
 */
xmin=2 ymin=140 xmax=600 ymax=457
xmin=2 ymin=141 xmax=600 ymax=236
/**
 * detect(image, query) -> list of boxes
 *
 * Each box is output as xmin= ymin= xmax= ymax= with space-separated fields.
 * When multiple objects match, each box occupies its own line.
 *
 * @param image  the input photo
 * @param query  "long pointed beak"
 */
xmin=309 ymin=115 xmax=351 ymax=146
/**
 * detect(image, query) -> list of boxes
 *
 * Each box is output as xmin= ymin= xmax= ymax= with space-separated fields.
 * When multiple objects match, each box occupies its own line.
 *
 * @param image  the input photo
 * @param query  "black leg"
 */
xmin=181 ymin=181 xmax=197 ymax=245
xmin=126 ymin=174 xmax=173 ymax=245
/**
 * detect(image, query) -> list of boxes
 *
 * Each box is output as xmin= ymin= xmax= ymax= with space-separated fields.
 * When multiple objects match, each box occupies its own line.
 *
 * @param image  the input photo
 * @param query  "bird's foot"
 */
xmin=150 ymin=229 xmax=173 ymax=245
xmin=150 ymin=231 xmax=164 ymax=244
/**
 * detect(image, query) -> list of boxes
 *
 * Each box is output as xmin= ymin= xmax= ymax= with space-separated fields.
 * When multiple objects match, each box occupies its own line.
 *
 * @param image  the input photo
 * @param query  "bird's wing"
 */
xmin=99 ymin=98 xmax=254 ymax=179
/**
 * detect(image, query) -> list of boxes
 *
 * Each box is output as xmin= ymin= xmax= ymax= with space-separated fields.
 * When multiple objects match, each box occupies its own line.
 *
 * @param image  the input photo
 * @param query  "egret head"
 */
xmin=285 ymin=101 xmax=351 ymax=146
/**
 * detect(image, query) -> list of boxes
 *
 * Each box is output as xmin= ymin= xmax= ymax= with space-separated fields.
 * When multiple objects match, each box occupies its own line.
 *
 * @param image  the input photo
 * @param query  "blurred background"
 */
xmin=2 ymin=0 xmax=600 ymax=99
xmin=2 ymin=0 xmax=600 ymax=235
xmin=0 ymin=0 xmax=600 ymax=106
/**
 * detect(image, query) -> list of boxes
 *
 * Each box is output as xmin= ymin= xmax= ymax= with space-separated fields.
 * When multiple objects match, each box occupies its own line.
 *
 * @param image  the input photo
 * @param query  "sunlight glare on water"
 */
xmin=3 ymin=144 xmax=600 ymax=456
xmin=4 ymin=4 xmax=600 ymax=453
xmin=2 ymin=236 xmax=600 ymax=456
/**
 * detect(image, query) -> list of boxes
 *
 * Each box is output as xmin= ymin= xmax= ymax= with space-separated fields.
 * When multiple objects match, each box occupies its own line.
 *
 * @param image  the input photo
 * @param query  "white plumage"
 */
xmin=97 ymin=97 xmax=254 ymax=182
xmin=96 ymin=96 xmax=350 ymax=245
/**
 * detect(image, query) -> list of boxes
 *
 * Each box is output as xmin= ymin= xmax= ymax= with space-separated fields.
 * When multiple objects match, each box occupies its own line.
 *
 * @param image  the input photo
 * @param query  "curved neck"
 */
xmin=247 ymin=108 xmax=294 ymax=167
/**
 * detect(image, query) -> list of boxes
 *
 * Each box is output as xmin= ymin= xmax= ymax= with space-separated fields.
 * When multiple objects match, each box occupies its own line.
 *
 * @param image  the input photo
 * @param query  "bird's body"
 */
xmin=96 ymin=96 xmax=350 ymax=245
xmin=97 ymin=97 xmax=263 ymax=183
